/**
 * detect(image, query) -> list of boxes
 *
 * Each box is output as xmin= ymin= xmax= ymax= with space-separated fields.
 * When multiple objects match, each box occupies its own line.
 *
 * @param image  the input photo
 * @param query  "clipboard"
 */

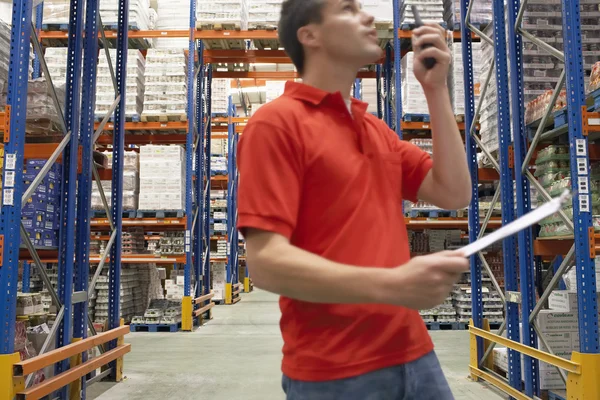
xmin=459 ymin=190 xmax=573 ymax=257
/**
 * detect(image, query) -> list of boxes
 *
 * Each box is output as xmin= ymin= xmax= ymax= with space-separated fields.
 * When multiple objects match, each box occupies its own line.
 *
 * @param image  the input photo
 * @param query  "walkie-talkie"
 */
xmin=411 ymin=5 xmax=437 ymax=70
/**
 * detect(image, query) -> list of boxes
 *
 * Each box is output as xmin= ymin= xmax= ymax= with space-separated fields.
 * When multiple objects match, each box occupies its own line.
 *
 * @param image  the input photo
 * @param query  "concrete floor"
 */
xmin=88 ymin=290 xmax=505 ymax=400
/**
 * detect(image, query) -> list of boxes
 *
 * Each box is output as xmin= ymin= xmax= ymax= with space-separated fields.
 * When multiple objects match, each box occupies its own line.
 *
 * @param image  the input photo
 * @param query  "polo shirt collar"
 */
xmin=284 ymin=81 xmax=368 ymax=114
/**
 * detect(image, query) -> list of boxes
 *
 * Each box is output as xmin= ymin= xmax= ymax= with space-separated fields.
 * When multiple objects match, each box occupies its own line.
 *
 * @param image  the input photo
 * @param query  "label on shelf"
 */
xmin=4 ymin=170 xmax=14 ymax=188
xmin=5 ymin=153 xmax=16 ymax=170
xmin=3 ymin=188 xmax=13 ymax=206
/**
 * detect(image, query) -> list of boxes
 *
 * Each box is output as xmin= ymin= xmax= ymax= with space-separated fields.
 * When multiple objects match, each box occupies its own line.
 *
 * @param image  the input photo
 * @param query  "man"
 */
xmin=236 ymin=0 xmax=472 ymax=398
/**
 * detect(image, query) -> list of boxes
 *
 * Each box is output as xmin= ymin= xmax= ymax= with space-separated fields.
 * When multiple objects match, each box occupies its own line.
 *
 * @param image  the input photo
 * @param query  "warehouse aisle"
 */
xmin=88 ymin=290 xmax=503 ymax=400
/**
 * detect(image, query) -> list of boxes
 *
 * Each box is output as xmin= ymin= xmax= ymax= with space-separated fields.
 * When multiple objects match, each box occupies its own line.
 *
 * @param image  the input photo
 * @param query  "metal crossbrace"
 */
xmin=92 ymin=95 xmax=121 ymax=144
xmin=97 ymin=13 xmax=118 ymax=94
xmin=515 ymin=0 xmax=565 ymax=63
xmin=526 ymin=170 xmax=574 ymax=231
xmin=88 ymin=230 xmax=119 ymax=297
xmin=465 ymin=0 xmax=493 ymax=45
xmin=92 ymin=164 xmax=115 ymax=231
xmin=522 ymin=70 xmax=566 ymax=170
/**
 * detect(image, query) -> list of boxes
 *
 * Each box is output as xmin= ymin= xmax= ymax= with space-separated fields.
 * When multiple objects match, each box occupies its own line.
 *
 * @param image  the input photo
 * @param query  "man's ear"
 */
xmin=297 ymin=24 xmax=320 ymax=50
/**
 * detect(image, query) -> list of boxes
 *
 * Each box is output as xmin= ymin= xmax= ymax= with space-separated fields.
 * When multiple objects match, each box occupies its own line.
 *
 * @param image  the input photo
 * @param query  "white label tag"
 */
xmin=576 ymin=139 xmax=587 ymax=156
xmin=577 ymin=158 xmax=588 ymax=175
xmin=4 ymin=170 xmax=15 ymax=188
xmin=580 ymin=195 xmax=590 ymax=213
xmin=185 ymin=245 xmax=190 ymax=253
xmin=578 ymin=177 xmax=589 ymax=194
xmin=3 ymin=189 xmax=14 ymax=206
xmin=5 ymin=154 xmax=16 ymax=170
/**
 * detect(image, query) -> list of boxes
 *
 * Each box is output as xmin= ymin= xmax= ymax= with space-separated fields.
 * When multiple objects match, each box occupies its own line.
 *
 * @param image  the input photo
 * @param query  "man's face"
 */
xmin=309 ymin=0 xmax=383 ymax=67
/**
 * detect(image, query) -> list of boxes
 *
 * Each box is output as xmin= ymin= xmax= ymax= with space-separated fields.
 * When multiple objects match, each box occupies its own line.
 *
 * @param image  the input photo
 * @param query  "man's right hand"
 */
xmin=383 ymin=251 xmax=470 ymax=310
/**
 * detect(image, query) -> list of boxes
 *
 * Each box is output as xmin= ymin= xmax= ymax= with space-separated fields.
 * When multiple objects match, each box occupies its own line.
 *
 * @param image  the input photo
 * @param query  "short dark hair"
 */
xmin=278 ymin=0 xmax=326 ymax=75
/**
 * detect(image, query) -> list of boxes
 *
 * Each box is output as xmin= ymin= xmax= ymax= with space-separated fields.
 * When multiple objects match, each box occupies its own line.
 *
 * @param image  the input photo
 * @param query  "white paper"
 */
xmin=460 ymin=190 xmax=572 ymax=257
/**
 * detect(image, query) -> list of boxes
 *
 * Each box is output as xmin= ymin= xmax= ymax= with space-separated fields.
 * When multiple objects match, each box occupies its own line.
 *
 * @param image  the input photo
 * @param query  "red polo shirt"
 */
xmin=236 ymin=81 xmax=434 ymax=382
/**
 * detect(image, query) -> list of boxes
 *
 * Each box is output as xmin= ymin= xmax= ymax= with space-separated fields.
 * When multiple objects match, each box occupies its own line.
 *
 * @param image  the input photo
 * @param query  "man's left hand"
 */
xmin=412 ymin=23 xmax=452 ymax=92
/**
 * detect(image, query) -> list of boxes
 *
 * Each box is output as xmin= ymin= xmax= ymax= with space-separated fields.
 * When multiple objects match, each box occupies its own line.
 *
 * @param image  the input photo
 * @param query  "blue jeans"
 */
xmin=282 ymin=351 xmax=454 ymax=400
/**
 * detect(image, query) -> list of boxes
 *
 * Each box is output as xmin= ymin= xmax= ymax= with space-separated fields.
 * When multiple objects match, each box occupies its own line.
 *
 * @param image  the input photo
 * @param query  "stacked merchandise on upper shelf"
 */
xmin=142 ymin=49 xmax=187 ymax=122
xmin=138 ymin=145 xmax=185 ymax=211
xmin=92 ymin=150 xmax=140 ymax=212
xmin=444 ymin=0 xmax=492 ymax=28
xmin=197 ymin=0 xmax=248 ymax=29
xmin=478 ymin=24 xmax=500 ymax=154
xmin=400 ymin=0 xmax=445 ymax=27
xmin=401 ymin=52 xmax=430 ymax=115
xmin=534 ymin=145 xmax=600 ymax=237
xmin=21 ymin=160 xmax=62 ymax=249
xmin=99 ymin=0 xmax=155 ymax=31
xmin=96 ymin=49 xmax=146 ymax=121
xmin=450 ymin=41 xmax=482 ymax=116
xmin=212 ymin=79 xmax=231 ymax=115
xmin=42 ymin=0 xmax=155 ymax=30
xmin=247 ymin=0 xmax=282 ymax=29
xmin=154 ymin=0 xmax=190 ymax=49
xmin=361 ymin=79 xmax=378 ymax=114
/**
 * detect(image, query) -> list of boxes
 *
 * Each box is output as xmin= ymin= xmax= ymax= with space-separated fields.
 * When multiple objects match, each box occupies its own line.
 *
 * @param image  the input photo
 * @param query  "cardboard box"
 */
xmin=548 ymin=291 xmax=579 ymax=312
xmin=536 ymin=310 xmax=579 ymax=332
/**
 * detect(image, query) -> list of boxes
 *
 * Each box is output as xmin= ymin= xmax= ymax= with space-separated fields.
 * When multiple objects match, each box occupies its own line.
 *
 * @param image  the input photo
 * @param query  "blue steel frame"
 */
xmin=108 ymin=0 xmax=128 ymax=366
xmin=353 ymin=78 xmax=362 ymax=100
xmin=0 ymin=0 xmax=33 ymax=356
xmin=392 ymin=0 xmax=402 ymax=138
xmin=184 ymin=0 xmax=197 ymax=305
xmin=194 ymin=42 xmax=205 ymax=301
xmin=203 ymin=68 xmax=213 ymax=301
xmin=22 ymin=262 xmax=31 ymax=293
xmin=459 ymin=0 xmax=484 ymax=365
xmin=55 ymin=0 xmax=85 ymax=388
xmin=560 ymin=0 xmax=599 ymax=354
xmin=507 ymin=0 xmax=538 ymax=394
xmin=491 ymin=0 xmax=521 ymax=390
xmin=33 ymin=3 xmax=43 ymax=79
xmin=226 ymin=97 xmax=239 ymax=287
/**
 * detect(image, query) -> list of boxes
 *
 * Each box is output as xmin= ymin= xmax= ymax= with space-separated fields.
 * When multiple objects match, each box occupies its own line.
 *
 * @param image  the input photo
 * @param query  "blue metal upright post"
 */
xmin=182 ymin=0 xmax=197 ymax=331
xmin=194 ymin=42 xmax=205 ymax=301
xmin=22 ymin=262 xmax=31 ymax=293
xmin=108 ymin=0 xmax=129 ymax=364
xmin=0 ymin=0 xmax=33 ymax=377
xmin=392 ymin=0 xmax=402 ymax=138
xmin=384 ymin=45 xmax=392 ymax=128
xmin=33 ymin=3 xmax=43 ymax=78
xmin=492 ymin=0 xmax=521 ymax=391
xmin=376 ymin=65 xmax=383 ymax=119
xmin=203 ymin=68 xmax=213 ymax=302
xmin=561 ymin=0 xmax=599 ymax=354
xmin=74 ymin=0 xmax=99 ymax=394
xmin=55 ymin=0 xmax=86 ymax=392
xmin=459 ymin=0 xmax=484 ymax=364
xmin=226 ymin=97 xmax=236 ymax=299
xmin=507 ymin=0 xmax=538 ymax=393
xmin=353 ymin=78 xmax=361 ymax=100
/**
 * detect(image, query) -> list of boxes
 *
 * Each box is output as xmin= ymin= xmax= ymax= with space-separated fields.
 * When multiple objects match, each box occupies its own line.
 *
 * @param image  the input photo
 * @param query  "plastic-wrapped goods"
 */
xmin=91 ymin=190 xmax=140 ymax=211
xmin=400 ymin=0 xmax=445 ymax=26
xmin=590 ymin=62 xmax=600 ymax=93
xmin=154 ymin=0 xmax=190 ymax=49
xmin=524 ymin=89 xmax=566 ymax=125
xmin=212 ymin=78 xmax=231 ymax=114
xmin=246 ymin=0 xmax=283 ymax=29
xmin=444 ymin=0 xmax=492 ymax=28
xmin=197 ymin=0 xmax=248 ymax=29
xmin=96 ymin=49 xmax=145 ymax=120
xmin=138 ymin=145 xmax=186 ymax=211
xmin=99 ymin=0 xmax=153 ymax=31
xmin=401 ymin=52 xmax=429 ymax=115
xmin=451 ymin=41 xmax=482 ymax=115
xmin=142 ymin=49 xmax=188 ymax=120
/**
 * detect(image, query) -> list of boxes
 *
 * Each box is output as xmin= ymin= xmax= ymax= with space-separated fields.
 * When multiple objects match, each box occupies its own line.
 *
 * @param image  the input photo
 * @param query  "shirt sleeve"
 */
xmin=236 ymin=120 xmax=304 ymax=240
xmin=398 ymin=140 xmax=433 ymax=203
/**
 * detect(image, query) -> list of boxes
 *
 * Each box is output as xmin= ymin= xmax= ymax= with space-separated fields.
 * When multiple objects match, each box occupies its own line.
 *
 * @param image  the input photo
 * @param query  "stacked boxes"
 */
xmin=158 ymin=232 xmax=185 ymax=256
xmin=142 ymin=49 xmax=187 ymax=120
xmin=361 ymin=79 xmax=379 ymax=114
xmin=478 ymin=24 xmax=500 ymax=153
xmin=154 ymin=0 xmax=190 ymax=49
xmin=197 ymin=0 xmax=248 ymax=29
xmin=401 ymin=52 xmax=430 ymax=115
xmin=99 ymin=0 xmax=154 ymax=31
xmin=211 ymin=79 xmax=231 ymax=114
xmin=211 ymin=262 xmax=227 ymax=301
xmin=400 ymin=0 xmax=445 ymax=26
xmin=450 ymin=42 xmax=482 ymax=115
xmin=164 ymin=270 xmax=195 ymax=300
xmin=211 ymin=190 xmax=228 ymax=234
xmin=93 ymin=267 xmax=141 ymax=324
xmin=444 ymin=0 xmax=492 ymax=28
xmin=21 ymin=160 xmax=62 ymax=248
xmin=41 ymin=47 xmax=69 ymax=86
xmin=139 ymin=145 xmax=185 ymax=211
xmin=247 ymin=0 xmax=283 ymax=29
xmin=212 ymin=156 xmax=228 ymax=176
xmin=96 ymin=49 xmax=146 ymax=120
xmin=91 ymin=150 xmax=139 ymax=211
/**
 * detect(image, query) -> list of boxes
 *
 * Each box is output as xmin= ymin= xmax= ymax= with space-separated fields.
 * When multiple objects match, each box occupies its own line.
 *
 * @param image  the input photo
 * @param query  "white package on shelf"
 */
xmin=212 ymin=78 xmax=231 ymax=114
xmin=138 ymin=145 xmax=186 ymax=211
xmin=197 ymin=0 xmax=248 ymax=29
xmin=142 ymin=49 xmax=188 ymax=119
xmin=154 ymin=0 xmax=191 ymax=48
xmin=247 ymin=0 xmax=283 ymax=29
xmin=401 ymin=52 xmax=429 ymax=115
xmin=400 ymin=0 xmax=445 ymax=26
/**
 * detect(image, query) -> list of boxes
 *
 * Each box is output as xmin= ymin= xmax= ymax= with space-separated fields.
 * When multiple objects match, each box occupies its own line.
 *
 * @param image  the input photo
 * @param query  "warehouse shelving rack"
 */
xmin=0 ymin=0 xmax=134 ymax=397
xmin=461 ymin=0 xmax=600 ymax=397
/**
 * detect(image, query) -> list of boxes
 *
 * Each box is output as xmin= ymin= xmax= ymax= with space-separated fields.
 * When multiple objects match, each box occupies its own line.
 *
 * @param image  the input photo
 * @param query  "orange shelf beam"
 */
xmin=405 ymin=217 xmax=502 ymax=230
xmin=94 ymin=121 xmax=188 ymax=132
xmin=212 ymin=70 xmax=377 ymax=79
xmin=91 ymin=217 xmax=186 ymax=227
xmin=534 ymin=234 xmax=600 ymax=257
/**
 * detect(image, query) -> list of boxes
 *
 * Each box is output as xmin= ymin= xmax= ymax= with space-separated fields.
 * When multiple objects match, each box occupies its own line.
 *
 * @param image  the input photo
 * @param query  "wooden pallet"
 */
xmin=136 ymin=210 xmax=185 ymax=219
xmin=403 ymin=113 xmax=431 ymax=122
xmin=95 ymin=114 xmax=141 ymax=123
xmin=91 ymin=210 xmax=138 ymax=219
xmin=199 ymin=22 xmax=245 ymax=50
xmin=408 ymin=209 xmax=461 ymax=218
xmin=249 ymin=25 xmax=280 ymax=50
xmin=425 ymin=321 xmax=468 ymax=331
xmin=141 ymin=113 xmax=187 ymax=123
